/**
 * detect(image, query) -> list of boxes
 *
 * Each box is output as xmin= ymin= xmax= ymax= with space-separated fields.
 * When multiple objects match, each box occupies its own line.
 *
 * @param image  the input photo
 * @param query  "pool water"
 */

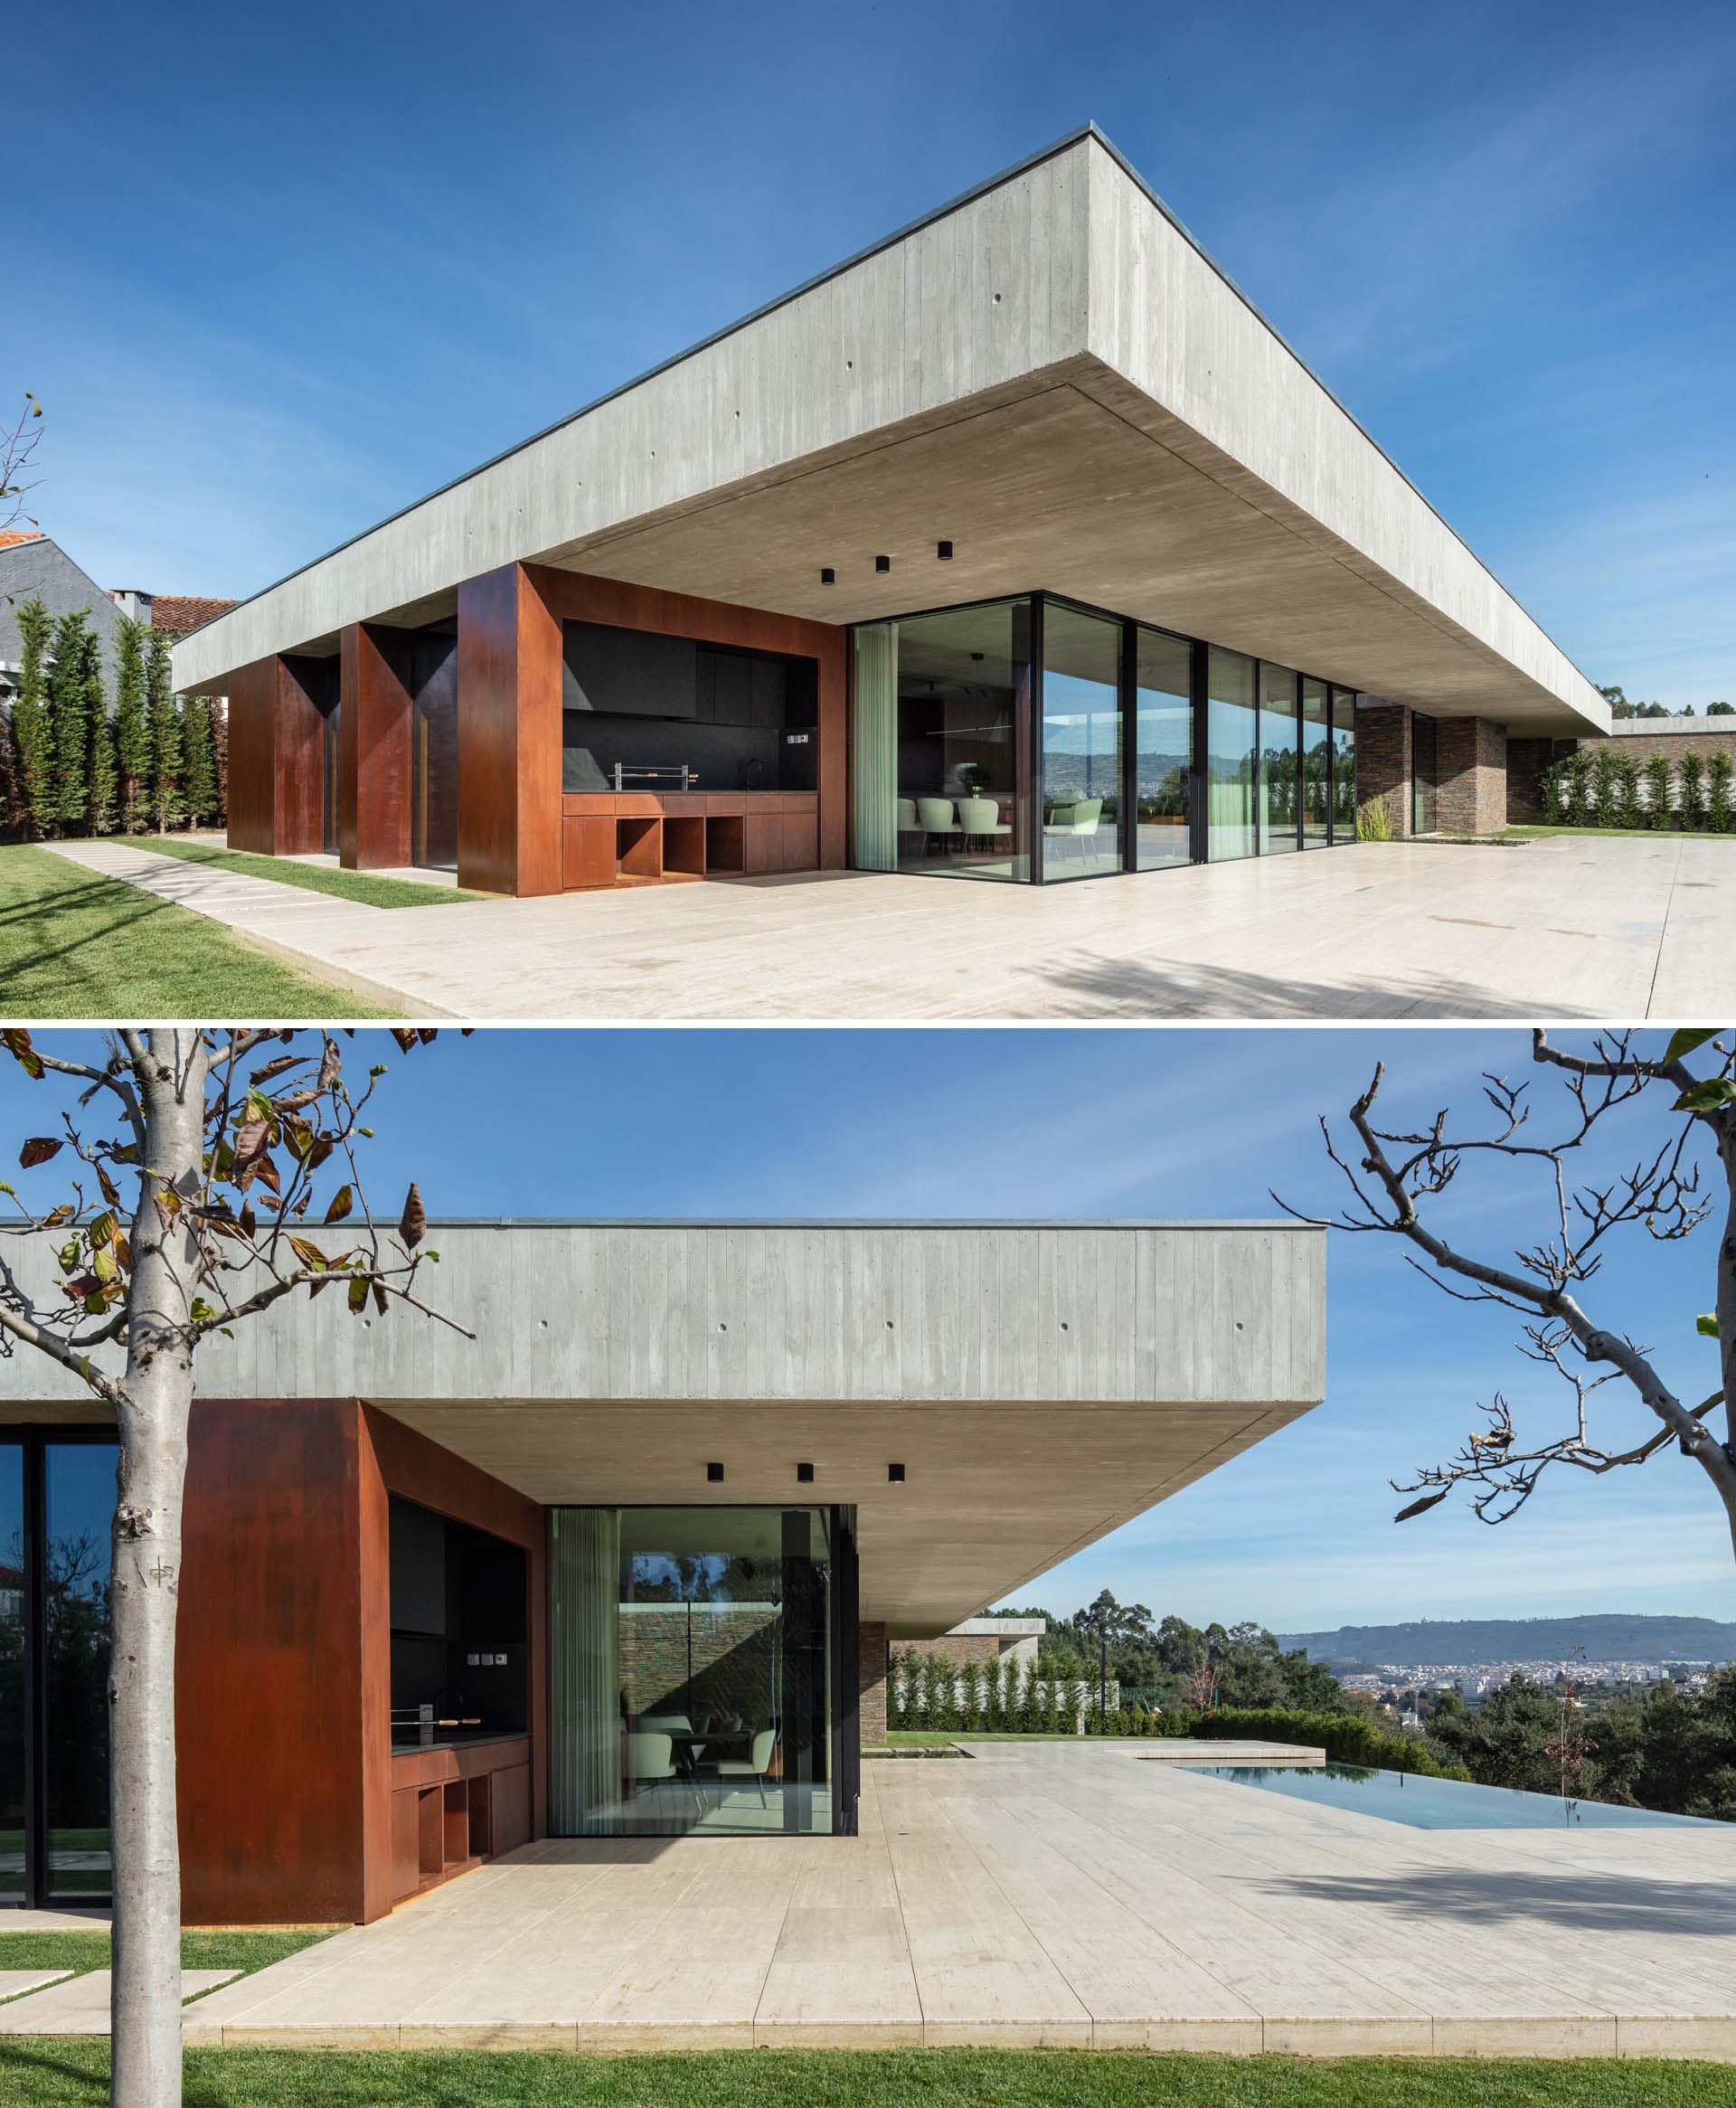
xmin=1184 ymin=1762 xmax=1722 ymax=1830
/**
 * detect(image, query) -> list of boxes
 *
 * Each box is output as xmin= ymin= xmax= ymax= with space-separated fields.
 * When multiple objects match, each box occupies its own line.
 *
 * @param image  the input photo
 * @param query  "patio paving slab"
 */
xmin=0 ymin=1970 xmax=237 ymax=2034
xmin=42 ymin=833 xmax=1736 ymax=1021
xmin=166 ymin=1741 xmax=1736 ymax=2059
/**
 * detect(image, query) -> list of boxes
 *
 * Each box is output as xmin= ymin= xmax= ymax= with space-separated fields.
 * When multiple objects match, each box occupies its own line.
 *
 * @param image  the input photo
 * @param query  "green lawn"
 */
xmin=125 ymin=837 xmax=482 ymax=907
xmin=1502 ymin=823 xmax=1736 ymax=842
xmin=0 ymin=1929 xmax=328 ymax=2006
xmin=0 ymin=845 xmax=395 ymax=1016
xmin=0 ymin=2047 xmax=1728 ymax=2106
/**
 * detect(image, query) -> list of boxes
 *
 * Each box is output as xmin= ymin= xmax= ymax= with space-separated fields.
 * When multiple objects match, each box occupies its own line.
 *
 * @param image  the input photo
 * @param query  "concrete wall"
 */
xmin=175 ymin=131 xmax=1607 ymax=742
xmin=0 ymin=1218 xmax=1326 ymax=1413
xmin=1083 ymin=147 xmax=1606 ymax=735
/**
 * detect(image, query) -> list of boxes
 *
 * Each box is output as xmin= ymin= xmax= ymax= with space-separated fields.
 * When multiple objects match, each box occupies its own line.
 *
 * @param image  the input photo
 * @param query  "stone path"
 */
xmin=42 ymin=833 xmax=1735 ymax=1021
xmin=156 ymin=1743 xmax=1736 ymax=2058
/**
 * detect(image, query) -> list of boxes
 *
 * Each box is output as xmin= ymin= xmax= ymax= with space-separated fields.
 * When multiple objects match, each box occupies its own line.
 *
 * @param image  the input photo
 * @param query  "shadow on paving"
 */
xmin=1260 ymin=1866 xmax=1734 ymax=1938
xmin=1031 ymin=951 xmax=1555 ymax=1021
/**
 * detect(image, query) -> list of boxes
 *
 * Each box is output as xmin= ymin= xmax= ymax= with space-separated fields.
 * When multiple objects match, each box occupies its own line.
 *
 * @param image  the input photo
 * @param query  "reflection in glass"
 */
xmin=1206 ymin=648 xmax=1259 ymax=861
xmin=1259 ymin=664 xmax=1299 ymax=855
xmin=1412 ymin=712 xmax=1438 ymax=836
xmin=1 ymin=1443 xmax=21 ymax=1902
xmin=1301 ymin=679 xmax=1330 ymax=846
xmin=1331 ymin=689 xmax=1358 ymax=840
xmin=551 ymin=1507 xmax=833 ymax=1837
xmin=1042 ymin=603 xmax=1123 ymax=880
xmin=892 ymin=601 xmax=1031 ymax=882
xmin=44 ymin=1442 xmax=115 ymax=1898
xmin=1135 ymin=630 xmax=1192 ymax=870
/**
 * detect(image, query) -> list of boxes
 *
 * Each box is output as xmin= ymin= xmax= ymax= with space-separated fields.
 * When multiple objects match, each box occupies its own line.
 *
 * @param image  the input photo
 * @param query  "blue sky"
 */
xmin=2 ymin=1026 xmax=1728 ymax=1632
xmin=7 ymin=0 xmax=1733 ymax=707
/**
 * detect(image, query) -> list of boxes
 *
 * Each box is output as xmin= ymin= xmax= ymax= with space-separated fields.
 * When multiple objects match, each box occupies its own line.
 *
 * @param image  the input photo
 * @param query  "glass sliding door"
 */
xmin=1412 ymin=712 xmax=1438 ymax=836
xmin=1206 ymin=647 xmax=1259 ymax=861
xmin=1134 ymin=629 xmax=1193 ymax=869
xmin=43 ymin=1442 xmax=115 ymax=1899
xmin=887 ymin=600 xmax=1031 ymax=882
xmin=1258 ymin=664 xmax=1299 ymax=854
xmin=1041 ymin=601 xmax=1123 ymax=880
xmin=0 ymin=1442 xmax=22 ymax=1904
xmin=852 ymin=623 xmax=899 ymax=871
xmin=551 ymin=1506 xmax=836 ymax=1837
xmin=1301 ymin=679 xmax=1330 ymax=846
xmin=2 ymin=1431 xmax=117 ymax=1908
xmin=1331 ymin=688 xmax=1358 ymax=841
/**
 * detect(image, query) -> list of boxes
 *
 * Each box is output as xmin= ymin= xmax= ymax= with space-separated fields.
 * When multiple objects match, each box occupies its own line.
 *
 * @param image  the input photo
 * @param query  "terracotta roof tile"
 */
xmin=0 ymin=528 xmax=43 ymax=550
xmin=150 ymin=595 xmax=237 ymax=635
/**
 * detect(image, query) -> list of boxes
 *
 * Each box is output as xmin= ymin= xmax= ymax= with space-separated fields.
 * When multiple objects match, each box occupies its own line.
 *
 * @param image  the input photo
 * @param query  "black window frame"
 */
xmin=848 ymin=587 xmax=1358 ymax=879
xmin=2 ymin=1423 xmax=117 ymax=1912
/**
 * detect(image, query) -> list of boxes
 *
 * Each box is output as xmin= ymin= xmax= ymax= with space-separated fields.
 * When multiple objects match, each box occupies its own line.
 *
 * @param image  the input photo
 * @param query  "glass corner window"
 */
xmin=1041 ymin=602 xmax=1123 ymax=881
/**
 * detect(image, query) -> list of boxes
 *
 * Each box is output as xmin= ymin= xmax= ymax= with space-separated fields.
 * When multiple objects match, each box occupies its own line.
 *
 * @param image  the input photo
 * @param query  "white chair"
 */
xmin=624 ymin=1730 xmax=676 ymax=1800
xmin=1043 ymin=797 xmax=1104 ymax=866
xmin=713 ymin=1727 xmax=779 ymax=1807
xmin=957 ymin=796 xmax=1012 ymax=852
xmin=917 ymin=797 xmax=958 ymax=836
xmin=895 ymin=797 xmax=919 ymax=832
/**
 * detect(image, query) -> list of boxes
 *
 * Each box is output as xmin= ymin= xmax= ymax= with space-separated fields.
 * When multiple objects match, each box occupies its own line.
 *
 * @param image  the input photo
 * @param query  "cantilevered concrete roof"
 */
xmin=0 ymin=1217 xmax=1325 ymax=1636
xmin=174 ymin=128 xmax=1606 ymax=737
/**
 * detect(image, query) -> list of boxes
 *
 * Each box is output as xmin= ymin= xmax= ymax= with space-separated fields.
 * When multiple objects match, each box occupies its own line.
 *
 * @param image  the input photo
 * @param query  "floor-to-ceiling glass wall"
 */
xmin=1 ymin=1430 xmax=117 ymax=1910
xmin=550 ymin=1507 xmax=839 ymax=1837
xmin=1258 ymin=664 xmax=1300 ymax=855
xmin=0 ymin=1441 xmax=22 ymax=1905
xmin=854 ymin=600 xmax=1033 ymax=882
xmin=1041 ymin=602 xmax=1122 ymax=880
xmin=1412 ymin=712 xmax=1438 ymax=836
xmin=1134 ymin=629 xmax=1192 ymax=870
xmin=1206 ymin=647 xmax=1260 ymax=861
xmin=42 ymin=1443 xmax=114 ymax=1900
xmin=1331 ymin=688 xmax=1358 ymax=841
xmin=1301 ymin=678 xmax=1330 ymax=845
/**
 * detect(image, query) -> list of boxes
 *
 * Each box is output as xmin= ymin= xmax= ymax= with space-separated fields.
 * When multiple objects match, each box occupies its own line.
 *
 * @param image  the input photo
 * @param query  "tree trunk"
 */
xmin=108 ymin=1029 xmax=205 ymax=2108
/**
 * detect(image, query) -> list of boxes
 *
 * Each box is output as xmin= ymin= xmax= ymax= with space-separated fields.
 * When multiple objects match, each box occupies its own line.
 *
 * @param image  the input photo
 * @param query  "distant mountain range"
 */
xmin=1278 ymin=1615 xmax=1736 ymax=1668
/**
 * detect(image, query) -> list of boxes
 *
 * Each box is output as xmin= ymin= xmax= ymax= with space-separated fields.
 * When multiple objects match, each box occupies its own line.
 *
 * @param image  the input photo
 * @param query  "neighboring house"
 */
xmin=0 ymin=531 xmax=130 ymax=699
xmin=0 ymin=535 xmax=237 ymax=704
xmin=172 ymin=126 xmax=1607 ymax=893
xmin=0 ymin=1214 xmax=1325 ymax=1916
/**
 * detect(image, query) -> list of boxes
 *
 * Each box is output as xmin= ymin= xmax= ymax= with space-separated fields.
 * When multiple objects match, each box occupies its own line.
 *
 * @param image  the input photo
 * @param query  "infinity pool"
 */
xmin=1184 ymin=1762 xmax=1722 ymax=1830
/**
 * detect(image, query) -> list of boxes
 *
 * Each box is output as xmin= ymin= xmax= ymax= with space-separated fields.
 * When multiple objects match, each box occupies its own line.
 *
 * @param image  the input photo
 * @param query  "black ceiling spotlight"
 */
xmin=937 ymin=540 xmax=953 ymax=561
xmin=887 ymin=1462 xmax=906 ymax=1484
xmin=797 ymin=1461 xmax=816 ymax=1484
xmin=820 ymin=567 xmax=835 ymax=585
xmin=706 ymin=1461 xmax=725 ymax=1483
xmin=875 ymin=554 xmax=892 ymax=573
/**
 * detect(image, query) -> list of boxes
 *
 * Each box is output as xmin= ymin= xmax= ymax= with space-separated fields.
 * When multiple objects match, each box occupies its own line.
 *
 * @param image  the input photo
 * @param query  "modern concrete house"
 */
xmin=0 ymin=1215 xmax=1324 ymax=1920
xmin=171 ymin=128 xmax=1605 ymax=893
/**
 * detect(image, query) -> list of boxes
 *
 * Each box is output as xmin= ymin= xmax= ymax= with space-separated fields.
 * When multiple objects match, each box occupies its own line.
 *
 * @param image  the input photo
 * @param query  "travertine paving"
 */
xmin=0 ymin=1970 xmax=237 ymax=2033
xmin=161 ymin=1742 xmax=1736 ymax=2058
xmin=42 ymin=833 xmax=1735 ymax=1021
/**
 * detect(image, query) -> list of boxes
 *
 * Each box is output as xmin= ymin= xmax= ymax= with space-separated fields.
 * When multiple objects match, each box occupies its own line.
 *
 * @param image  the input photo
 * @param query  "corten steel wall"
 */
xmin=443 ymin=562 xmax=847 ymax=895
xmin=857 ymin=1622 xmax=889 ymax=1745
xmin=175 ymin=1397 xmax=545 ymax=1927
xmin=1436 ymin=717 xmax=1507 ymax=836
xmin=224 ymin=655 xmax=329 ymax=855
xmin=338 ymin=624 xmax=414 ymax=869
xmin=1355 ymin=704 xmax=1411 ymax=837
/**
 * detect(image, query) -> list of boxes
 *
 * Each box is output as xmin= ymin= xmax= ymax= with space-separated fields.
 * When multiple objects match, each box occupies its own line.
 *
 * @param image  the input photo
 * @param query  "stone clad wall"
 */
xmin=1505 ymin=724 xmax=1736 ymax=824
xmin=619 ymin=1602 xmax=778 ymax=1721
xmin=1436 ymin=716 xmax=1507 ymax=835
xmin=858 ymin=1621 xmax=888 ymax=1747
xmin=1354 ymin=703 xmax=1411 ymax=837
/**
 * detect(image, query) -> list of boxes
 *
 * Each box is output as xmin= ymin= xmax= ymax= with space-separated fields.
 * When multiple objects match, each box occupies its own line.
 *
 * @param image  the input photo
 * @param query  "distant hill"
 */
xmin=1277 ymin=1615 xmax=1736 ymax=1669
